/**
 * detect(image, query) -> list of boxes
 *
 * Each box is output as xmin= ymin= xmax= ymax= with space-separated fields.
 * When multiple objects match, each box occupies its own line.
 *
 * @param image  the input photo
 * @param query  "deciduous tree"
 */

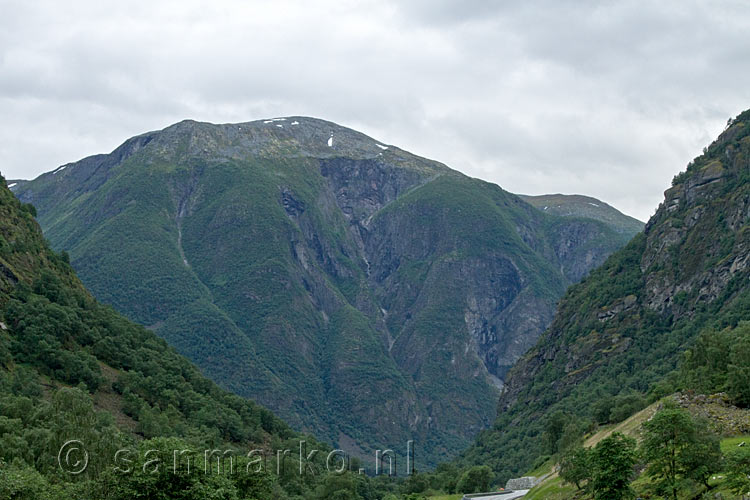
xmin=591 ymin=432 xmax=637 ymax=500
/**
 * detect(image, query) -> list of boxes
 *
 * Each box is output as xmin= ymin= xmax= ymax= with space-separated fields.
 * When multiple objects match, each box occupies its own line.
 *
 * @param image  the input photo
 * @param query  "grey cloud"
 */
xmin=1 ymin=0 xmax=749 ymax=221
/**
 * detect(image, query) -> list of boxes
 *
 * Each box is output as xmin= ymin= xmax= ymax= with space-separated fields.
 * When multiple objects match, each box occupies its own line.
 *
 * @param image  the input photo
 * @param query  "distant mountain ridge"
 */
xmin=518 ymin=193 xmax=644 ymax=235
xmin=12 ymin=116 xmax=639 ymax=466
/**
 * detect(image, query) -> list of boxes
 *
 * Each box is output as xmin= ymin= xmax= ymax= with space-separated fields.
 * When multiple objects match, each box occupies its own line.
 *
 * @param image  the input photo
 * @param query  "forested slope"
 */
xmin=461 ymin=110 xmax=750 ymax=482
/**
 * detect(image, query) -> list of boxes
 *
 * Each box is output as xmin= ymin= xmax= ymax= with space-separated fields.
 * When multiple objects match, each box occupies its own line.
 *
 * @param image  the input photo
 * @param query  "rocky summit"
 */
xmin=12 ymin=116 xmax=640 ymax=466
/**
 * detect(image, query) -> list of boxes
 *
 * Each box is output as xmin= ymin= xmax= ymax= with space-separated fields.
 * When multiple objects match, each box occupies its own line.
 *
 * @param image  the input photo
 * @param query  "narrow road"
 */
xmin=500 ymin=491 xmax=528 ymax=499
xmin=464 ymin=490 xmax=529 ymax=500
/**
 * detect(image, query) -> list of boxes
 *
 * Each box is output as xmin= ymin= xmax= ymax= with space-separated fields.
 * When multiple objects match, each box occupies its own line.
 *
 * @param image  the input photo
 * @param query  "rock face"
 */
xmin=12 ymin=117 xmax=636 ymax=466
xmin=462 ymin=110 xmax=750 ymax=481
xmin=673 ymin=393 xmax=750 ymax=435
xmin=505 ymin=476 xmax=542 ymax=490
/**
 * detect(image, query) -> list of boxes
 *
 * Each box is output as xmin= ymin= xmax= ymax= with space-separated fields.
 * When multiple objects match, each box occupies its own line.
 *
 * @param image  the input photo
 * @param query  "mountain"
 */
xmin=462 ymin=110 xmax=750 ymax=481
xmin=518 ymin=194 xmax=644 ymax=235
xmin=11 ymin=117 xmax=638 ymax=466
xmin=0 ymin=173 xmax=343 ymax=498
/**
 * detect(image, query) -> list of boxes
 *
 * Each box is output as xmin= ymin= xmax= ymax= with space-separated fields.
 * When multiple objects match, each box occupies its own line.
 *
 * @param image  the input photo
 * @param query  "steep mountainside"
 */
xmin=0 ymin=173 xmax=341 ymax=498
xmin=12 ymin=117 xmax=637 ymax=465
xmin=519 ymin=194 xmax=644 ymax=236
xmin=463 ymin=110 xmax=750 ymax=481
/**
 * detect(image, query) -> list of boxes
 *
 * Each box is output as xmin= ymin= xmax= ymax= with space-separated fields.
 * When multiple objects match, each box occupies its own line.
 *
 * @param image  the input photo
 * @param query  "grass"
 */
xmin=524 ymin=475 xmax=578 ymax=500
xmin=526 ymin=458 xmax=555 ymax=477
xmin=583 ymin=399 xmax=661 ymax=448
xmin=720 ymin=434 xmax=750 ymax=454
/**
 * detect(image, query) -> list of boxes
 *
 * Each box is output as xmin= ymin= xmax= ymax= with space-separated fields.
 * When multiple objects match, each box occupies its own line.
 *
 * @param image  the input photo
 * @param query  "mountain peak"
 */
xmin=21 ymin=117 xmax=449 ymax=195
xmin=10 ymin=116 xmax=637 ymax=467
xmin=137 ymin=116 xmax=410 ymax=163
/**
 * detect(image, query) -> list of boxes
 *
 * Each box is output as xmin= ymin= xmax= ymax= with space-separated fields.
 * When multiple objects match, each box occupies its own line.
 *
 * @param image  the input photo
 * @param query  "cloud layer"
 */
xmin=1 ymin=0 xmax=749 ymax=220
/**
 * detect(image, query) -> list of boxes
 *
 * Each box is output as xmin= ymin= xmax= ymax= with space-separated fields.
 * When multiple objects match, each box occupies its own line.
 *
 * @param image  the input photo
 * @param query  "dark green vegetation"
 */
xmin=725 ymin=446 xmax=750 ymax=497
xmin=590 ymin=433 xmax=637 ymax=500
xmin=0 ymin=173 xmax=432 ymax=499
xmin=547 ymin=432 xmax=641 ymax=500
xmin=0 ymin=174 xmax=290 ymax=496
xmin=455 ymin=465 xmax=493 ymax=494
xmin=462 ymin=110 xmax=750 ymax=482
xmin=641 ymin=403 xmax=722 ymax=499
xmin=681 ymin=321 xmax=750 ymax=407
xmin=11 ymin=117 xmax=637 ymax=466
xmin=558 ymin=446 xmax=592 ymax=490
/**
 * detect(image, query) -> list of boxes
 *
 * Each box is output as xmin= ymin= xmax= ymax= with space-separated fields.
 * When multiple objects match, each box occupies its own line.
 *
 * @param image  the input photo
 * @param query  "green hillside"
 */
xmin=11 ymin=117 xmax=637 ymax=466
xmin=523 ymin=395 xmax=750 ymax=499
xmin=461 ymin=110 xmax=750 ymax=482
xmin=0 ymin=172 xmax=404 ymax=499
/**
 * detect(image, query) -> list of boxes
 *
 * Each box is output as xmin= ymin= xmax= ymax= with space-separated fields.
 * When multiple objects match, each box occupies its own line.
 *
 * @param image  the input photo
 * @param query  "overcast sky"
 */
xmin=1 ymin=0 xmax=749 ymax=220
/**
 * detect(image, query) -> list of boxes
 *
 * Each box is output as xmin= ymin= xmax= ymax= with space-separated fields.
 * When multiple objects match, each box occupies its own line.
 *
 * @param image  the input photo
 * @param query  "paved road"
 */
xmin=502 ymin=491 xmax=529 ymax=499
xmin=467 ymin=490 xmax=529 ymax=500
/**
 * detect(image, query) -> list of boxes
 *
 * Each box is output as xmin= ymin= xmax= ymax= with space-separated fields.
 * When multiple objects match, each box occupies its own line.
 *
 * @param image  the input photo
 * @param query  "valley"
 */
xmin=10 ymin=117 xmax=641 ymax=467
